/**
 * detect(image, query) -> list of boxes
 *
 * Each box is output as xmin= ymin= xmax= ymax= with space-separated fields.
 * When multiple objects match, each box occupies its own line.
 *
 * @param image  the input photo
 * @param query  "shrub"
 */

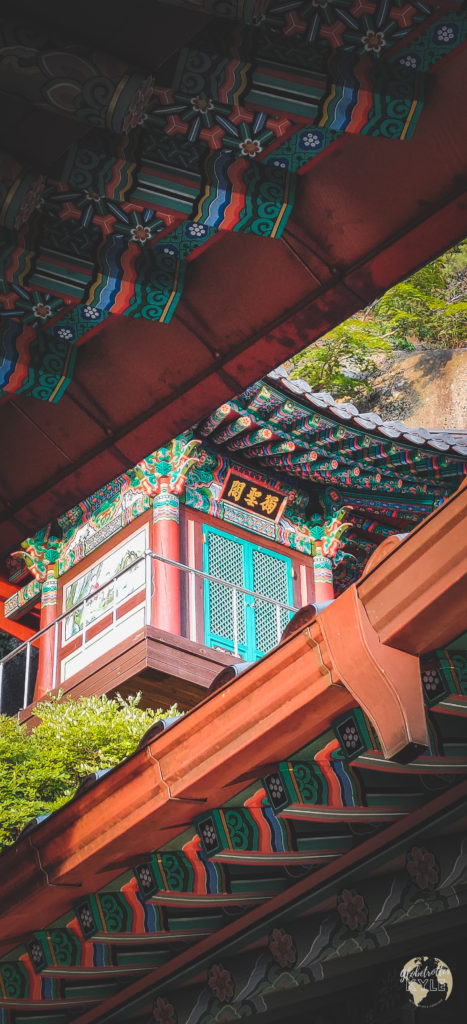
xmin=0 ymin=692 xmax=177 ymax=853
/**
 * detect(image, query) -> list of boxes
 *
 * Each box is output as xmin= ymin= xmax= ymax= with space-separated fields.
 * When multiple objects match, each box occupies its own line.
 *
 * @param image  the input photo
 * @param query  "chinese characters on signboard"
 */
xmin=220 ymin=471 xmax=287 ymax=522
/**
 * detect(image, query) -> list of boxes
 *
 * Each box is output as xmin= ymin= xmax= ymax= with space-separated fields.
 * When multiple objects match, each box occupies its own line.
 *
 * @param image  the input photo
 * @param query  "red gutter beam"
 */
xmin=0 ymin=630 xmax=354 ymax=957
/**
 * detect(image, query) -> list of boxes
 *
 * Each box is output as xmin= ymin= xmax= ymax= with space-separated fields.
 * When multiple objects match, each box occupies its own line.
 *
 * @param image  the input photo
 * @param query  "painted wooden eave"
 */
xmin=71 ymin=776 xmax=467 ymax=1024
xmin=264 ymin=369 xmax=467 ymax=457
xmin=2 ymin=41 xmax=467 ymax=559
xmin=0 ymin=482 xmax=464 ymax=956
xmin=0 ymin=629 xmax=353 ymax=956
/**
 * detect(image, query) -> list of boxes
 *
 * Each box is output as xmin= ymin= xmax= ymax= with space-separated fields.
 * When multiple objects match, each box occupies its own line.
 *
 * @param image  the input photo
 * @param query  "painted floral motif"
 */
xmin=337 ymin=888 xmax=369 ymax=930
xmin=267 ymin=774 xmax=285 ymax=803
xmin=32 ymin=303 xmax=52 ymax=321
xmin=131 ymin=224 xmax=152 ymax=243
xmin=191 ymin=95 xmax=214 ymax=113
xmin=300 ymin=130 xmax=323 ymax=150
xmin=150 ymin=86 xmax=237 ymax=148
xmin=3 ymin=3 xmax=463 ymax=407
xmin=208 ymin=964 xmax=234 ymax=1002
xmin=77 ymin=903 xmax=95 ymax=933
xmin=340 ymin=722 xmax=360 ymax=751
xmin=137 ymin=864 xmax=154 ymax=891
xmin=406 ymin=846 xmax=439 ymax=889
xmin=81 ymin=306 xmax=102 ymax=320
xmin=0 ymin=286 xmax=65 ymax=330
xmin=269 ymin=928 xmax=297 ymax=967
xmin=55 ymin=326 xmax=75 ymax=341
xmin=435 ymin=24 xmax=456 ymax=44
xmin=270 ymin=157 xmax=289 ymax=169
xmin=158 ymin=243 xmax=178 ymax=257
xmin=220 ymin=110 xmax=285 ymax=161
xmin=14 ymin=177 xmax=45 ymax=229
xmin=240 ymin=137 xmax=263 ymax=157
xmin=84 ymin=189 xmax=103 ymax=203
xmin=186 ymin=222 xmax=207 ymax=237
xmin=46 ymin=185 xmax=124 ymax=234
xmin=201 ymin=821 xmax=217 ymax=846
xmin=422 ymin=667 xmax=441 ymax=695
xmin=153 ymin=996 xmax=177 ymax=1024
xmin=28 ymin=940 xmax=44 ymax=968
xmin=399 ymin=54 xmax=418 ymax=68
xmin=362 ymin=30 xmax=386 ymax=52
xmin=267 ymin=0 xmax=434 ymax=53
xmin=122 ymin=75 xmax=155 ymax=132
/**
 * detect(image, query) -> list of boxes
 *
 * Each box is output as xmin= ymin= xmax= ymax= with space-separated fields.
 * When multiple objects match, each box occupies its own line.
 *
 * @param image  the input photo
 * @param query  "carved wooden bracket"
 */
xmin=317 ymin=584 xmax=429 ymax=762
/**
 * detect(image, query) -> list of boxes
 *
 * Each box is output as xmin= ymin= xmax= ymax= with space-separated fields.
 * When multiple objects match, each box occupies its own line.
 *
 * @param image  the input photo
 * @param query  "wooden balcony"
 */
xmin=19 ymin=624 xmax=239 ymax=726
xmin=3 ymin=547 xmax=296 ymax=724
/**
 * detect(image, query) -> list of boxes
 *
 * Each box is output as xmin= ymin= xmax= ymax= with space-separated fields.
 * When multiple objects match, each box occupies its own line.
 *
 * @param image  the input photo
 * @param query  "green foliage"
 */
xmin=0 ymin=692 xmax=177 ymax=853
xmin=290 ymin=318 xmax=391 ymax=400
xmin=290 ymin=239 xmax=467 ymax=398
xmin=374 ymin=242 xmax=467 ymax=348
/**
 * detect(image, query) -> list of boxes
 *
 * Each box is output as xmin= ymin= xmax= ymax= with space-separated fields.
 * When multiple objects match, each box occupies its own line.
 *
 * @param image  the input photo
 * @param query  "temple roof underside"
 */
xmin=197 ymin=368 xmax=467 ymax=588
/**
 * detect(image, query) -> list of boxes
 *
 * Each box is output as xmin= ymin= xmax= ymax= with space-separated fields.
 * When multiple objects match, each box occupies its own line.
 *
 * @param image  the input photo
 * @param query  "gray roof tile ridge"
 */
xmin=264 ymin=370 xmax=466 ymax=455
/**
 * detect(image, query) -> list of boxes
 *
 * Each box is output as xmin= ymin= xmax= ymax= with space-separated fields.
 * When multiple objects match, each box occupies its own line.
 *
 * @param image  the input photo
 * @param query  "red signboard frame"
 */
xmin=220 ymin=468 xmax=288 ymax=524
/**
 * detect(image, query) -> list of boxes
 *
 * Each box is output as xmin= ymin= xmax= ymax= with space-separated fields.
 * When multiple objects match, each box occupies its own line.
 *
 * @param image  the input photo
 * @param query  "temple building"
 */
xmin=1 ymin=0 xmax=467 ymax=553
xmin=0 ymin=371 xmax=466 ymax=1023
xmin=1 ymin=368 xmax=466 ymax=717
xmin=1 ymin=0 xmax=467 ymax=1016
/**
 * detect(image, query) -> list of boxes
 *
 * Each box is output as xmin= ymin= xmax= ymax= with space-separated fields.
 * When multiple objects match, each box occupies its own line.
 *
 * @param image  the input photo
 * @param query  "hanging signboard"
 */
xmin=220 ymin=470 xmax=287 ymax=523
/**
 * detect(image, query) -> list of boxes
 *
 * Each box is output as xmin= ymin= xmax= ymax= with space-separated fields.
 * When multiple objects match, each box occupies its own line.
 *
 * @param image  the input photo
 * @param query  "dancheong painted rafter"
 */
xmin=0 ymin=2 xmax=466 ymax=402
xmin=196 ymin=368 xmax=467 ymax=588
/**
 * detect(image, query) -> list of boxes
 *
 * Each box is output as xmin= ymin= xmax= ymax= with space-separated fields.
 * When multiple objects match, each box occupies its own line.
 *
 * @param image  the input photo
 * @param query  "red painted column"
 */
xmin=34 ymin=566 xmax=59 ymax=701
xmin=313 ymin=552 xmax=335 ymax=603
xmin=151 ymin=482 xmax=181 ymax=635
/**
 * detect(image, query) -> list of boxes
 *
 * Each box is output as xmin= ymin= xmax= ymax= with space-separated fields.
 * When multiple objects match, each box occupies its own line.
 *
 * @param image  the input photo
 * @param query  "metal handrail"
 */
xmin=0 ymin=548 xmax=297 ymax=712
xmin=146 ymin=549 xmax=296 ymax=613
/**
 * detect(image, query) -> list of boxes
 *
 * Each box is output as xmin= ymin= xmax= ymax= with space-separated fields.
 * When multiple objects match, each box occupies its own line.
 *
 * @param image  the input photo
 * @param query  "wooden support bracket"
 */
xmin=317 ymin=584 xmax=428 ymax=762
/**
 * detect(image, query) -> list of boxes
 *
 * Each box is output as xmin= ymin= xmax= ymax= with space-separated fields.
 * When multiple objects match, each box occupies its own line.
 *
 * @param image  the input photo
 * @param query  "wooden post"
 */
xmin=34 ymin=566 xmax=58 ymax=700
xmin=313 ymin=552 xmax=334 ymax=603
xmin=151 ymin=482 xmax=181 ymax=635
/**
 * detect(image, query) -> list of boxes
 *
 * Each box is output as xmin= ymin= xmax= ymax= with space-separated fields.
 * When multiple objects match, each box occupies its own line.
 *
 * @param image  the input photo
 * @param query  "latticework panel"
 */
xmin=252 ymin=548 xmax=291 ymax=655
xmin=205 ymin=530 xmax=246 ymax=650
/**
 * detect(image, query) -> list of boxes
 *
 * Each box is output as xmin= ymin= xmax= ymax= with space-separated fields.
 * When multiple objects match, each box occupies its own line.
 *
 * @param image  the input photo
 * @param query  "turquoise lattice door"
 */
xmin=203 ymin=525 xmax=293 ymax=661
xmin=250 ymin=544 xmax=293 ymax=659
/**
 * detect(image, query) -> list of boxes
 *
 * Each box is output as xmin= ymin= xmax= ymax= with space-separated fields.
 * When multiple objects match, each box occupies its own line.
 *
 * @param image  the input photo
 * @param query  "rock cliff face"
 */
xmin=360 ymin=349 xmax=467 ymax=430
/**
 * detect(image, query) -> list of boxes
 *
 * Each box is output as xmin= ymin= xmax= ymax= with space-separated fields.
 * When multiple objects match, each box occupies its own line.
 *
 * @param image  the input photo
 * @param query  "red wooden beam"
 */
xmin=0 ymin=605 xmax=38 ymax=643
xmin=0 ymin=578 xmax=39 ymax=643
